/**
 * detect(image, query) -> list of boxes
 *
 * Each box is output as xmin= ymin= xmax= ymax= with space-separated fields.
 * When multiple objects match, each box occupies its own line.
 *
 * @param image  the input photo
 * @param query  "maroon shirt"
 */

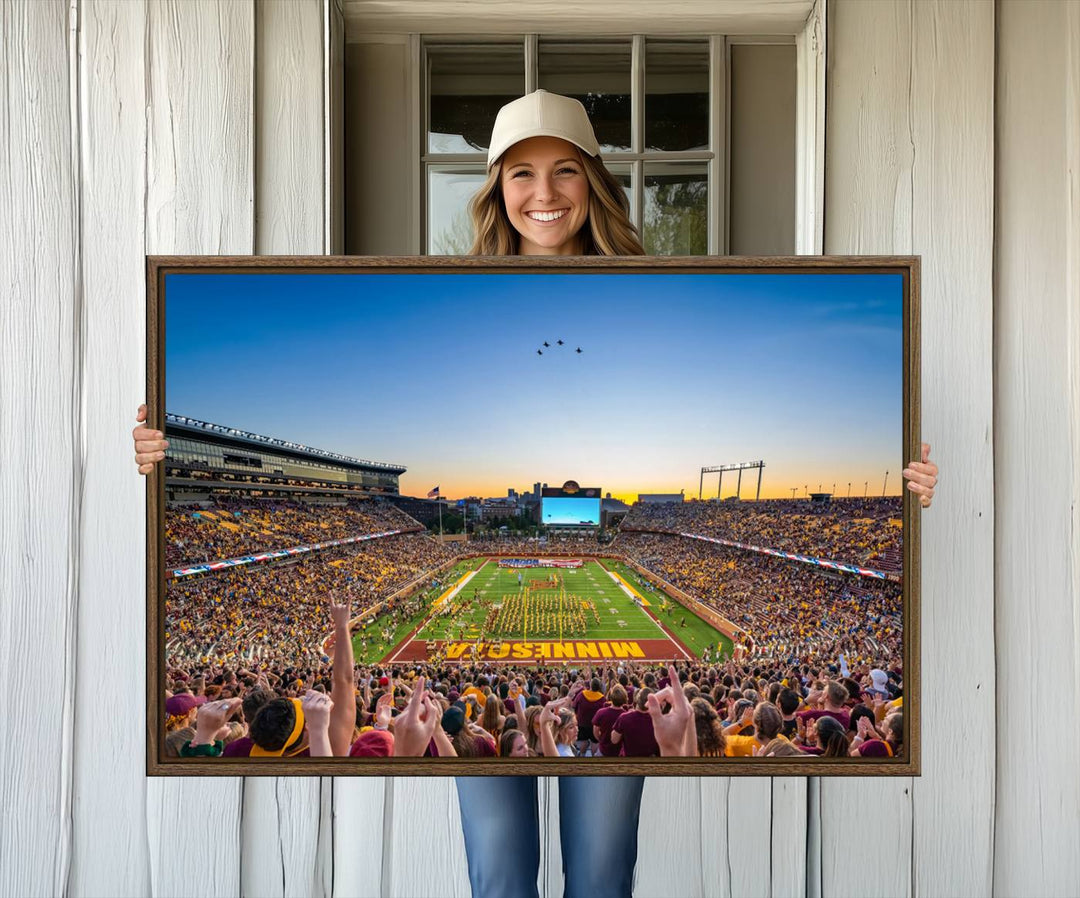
xmin=612 ymin=708 xmax=658 ymax=757
xmin=855 ymin=739 xmax=892 ymax=757
xmin=572 ymin=692 xmax=607 ymax=734
xmin=222 ymin=737 xmax=254 ymax=757
xmin=474 ymin=735 xmax=497 ymax=757
xmin=592 ymin=706 xmax=624 ymax=757
xmin=795 ymin=708 xmax=851 ymax=729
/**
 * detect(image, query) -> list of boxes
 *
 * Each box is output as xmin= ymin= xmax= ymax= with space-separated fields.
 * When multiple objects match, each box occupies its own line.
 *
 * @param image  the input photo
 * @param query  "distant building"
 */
xmin=385 ymin=495 xmax=443 ymax=525
xmin=479 ymin=501 xmax=517 ymax=520
xmin=460 ymin=496 xmax=499 ymax=521
xmin=601 ymin=497 xmax=631 ymax=529
xmin=637 ymin=491 xmax=685 ymax=504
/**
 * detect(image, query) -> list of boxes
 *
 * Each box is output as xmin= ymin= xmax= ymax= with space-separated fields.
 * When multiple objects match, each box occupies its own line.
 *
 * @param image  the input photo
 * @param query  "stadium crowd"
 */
xmin=165 ymin=497 xmax=421 ymax=567
xmin=616 ymin=531 xmax=901 ymax=671
xmin=453 ymin=533 xmax=610 ymax=557
xmin=621 ymin=497 xmax=902 ymax=570
xmin=168 ymin=601 xmax=904 ymax=762
xmin=165 ymin=533 xmax=457 ymax=670
xmin=163 ymin=496 xmax=905 ymax=762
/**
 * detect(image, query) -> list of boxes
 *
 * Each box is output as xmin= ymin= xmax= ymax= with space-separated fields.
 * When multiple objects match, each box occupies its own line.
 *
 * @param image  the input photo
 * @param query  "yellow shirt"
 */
xmin=725 ymin=734 xmax=761 ymax=758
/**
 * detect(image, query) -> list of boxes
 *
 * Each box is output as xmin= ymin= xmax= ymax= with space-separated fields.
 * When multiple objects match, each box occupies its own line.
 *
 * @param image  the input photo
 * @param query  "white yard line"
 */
xmin=386 ymin=565 xmax=483 ymax=663
xmin=605 ymin=565 xmax=692 ymax=659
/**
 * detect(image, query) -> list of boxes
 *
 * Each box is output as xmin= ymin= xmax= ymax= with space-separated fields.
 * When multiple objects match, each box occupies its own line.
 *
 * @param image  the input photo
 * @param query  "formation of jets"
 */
xmin=536 ymin=339 xmax=582 ymax=356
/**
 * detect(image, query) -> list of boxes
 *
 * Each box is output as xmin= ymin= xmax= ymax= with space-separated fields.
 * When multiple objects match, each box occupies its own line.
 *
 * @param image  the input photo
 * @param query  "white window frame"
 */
xmin=400 ymin=0 xmax=825 ymax=256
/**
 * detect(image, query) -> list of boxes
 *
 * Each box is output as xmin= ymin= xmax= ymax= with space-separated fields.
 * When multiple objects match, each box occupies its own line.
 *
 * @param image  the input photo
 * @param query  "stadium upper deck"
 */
xmin=163 ymin=413 xmax=405 ymax=499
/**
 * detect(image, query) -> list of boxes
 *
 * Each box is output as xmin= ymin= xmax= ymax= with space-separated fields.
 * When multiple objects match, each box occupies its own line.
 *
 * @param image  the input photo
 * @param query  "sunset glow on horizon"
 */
xmin=166 ymin=271 xmax=905 ymax=502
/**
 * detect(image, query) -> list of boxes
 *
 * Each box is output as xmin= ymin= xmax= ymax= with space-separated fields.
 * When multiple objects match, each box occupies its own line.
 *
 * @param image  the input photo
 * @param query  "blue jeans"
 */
xmin=455 ymin=776 xmax=646 ymax=898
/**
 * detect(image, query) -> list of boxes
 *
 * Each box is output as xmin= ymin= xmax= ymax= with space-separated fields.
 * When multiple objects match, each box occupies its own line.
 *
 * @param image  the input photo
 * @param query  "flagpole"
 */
xmin=438 ymin=493 xmax=443 ymax=541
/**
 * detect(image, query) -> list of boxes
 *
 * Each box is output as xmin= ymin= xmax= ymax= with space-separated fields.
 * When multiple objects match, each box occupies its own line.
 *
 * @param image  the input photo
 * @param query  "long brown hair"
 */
xmin=468 ymin=151 xmax=644 ymax=256
xmin=692 ymin=698 xmax=727 ymax=758
xmin=522 ymin=705 xmax=544 ymax=755
xmin=480 ymin=694 xmax=505 ymax=740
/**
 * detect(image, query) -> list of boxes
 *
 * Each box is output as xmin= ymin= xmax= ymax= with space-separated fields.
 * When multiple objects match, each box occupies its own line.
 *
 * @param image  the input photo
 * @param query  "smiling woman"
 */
xmin=466 ymin=90 xmax=644 ymax=256
xmin=500 ymin=136 xmax=591 ymax=254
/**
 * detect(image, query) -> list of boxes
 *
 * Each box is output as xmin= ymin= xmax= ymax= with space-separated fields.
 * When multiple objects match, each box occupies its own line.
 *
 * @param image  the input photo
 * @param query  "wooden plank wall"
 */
xmin=0 ymin=3 xmax=78 ymax=897
xmin=994 ymin=1 xmax=1080 ymax=894
xmin=1 ymin=1 xmax=1077 ymax=897
xmin=823 ymin=3 xmax=996 ymax=897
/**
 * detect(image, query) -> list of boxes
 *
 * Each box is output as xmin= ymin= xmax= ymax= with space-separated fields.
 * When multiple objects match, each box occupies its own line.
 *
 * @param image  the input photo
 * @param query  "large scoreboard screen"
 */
xmin=541 ymin=482 xmax=601 ymax=527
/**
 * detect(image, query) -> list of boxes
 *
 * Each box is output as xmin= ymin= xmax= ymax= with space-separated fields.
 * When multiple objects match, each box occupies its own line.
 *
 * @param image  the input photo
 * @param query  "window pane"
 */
xmin=538 ymin=41 xmax=632 ymax=153
xmin=643 ymin=163 xmax=707 ymax=255
xmin=604 ymin=163 xmax=634 ymax=221
xmin=428 ymin=44 xmax=524 ymax=154
xmin=428 ymin=167 xmax=487 ymax=254
xmin=645 ymin=40 xmax=709 ymax=152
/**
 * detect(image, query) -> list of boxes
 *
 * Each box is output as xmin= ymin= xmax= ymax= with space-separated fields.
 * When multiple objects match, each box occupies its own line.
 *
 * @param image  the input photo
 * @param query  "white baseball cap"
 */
xmin=486 ymin=90 xmax=601 ymax=169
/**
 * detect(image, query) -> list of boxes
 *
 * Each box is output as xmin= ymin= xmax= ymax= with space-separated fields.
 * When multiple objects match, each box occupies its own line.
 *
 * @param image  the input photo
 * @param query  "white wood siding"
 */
xmin=994 ymin=1 xmax=1080 ymax=894
xmin=1 ymin=2 xmax=1077 ymax=897
xmin=0 ymin=3 xmax=78 ymax=894
xmin=71 ymin=1 xmax=151 ymax=893
xmin=824 ymin=3 xmax=996 ymax=897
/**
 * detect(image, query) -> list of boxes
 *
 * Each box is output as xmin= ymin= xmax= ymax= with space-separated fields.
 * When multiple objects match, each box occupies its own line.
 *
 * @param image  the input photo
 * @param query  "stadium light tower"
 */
xmin=847 ymin=482 xmax=851 ymax=497
xmin=864 ymin=481 xmax=868 ymax=497
xmin=699 ymin=460 xmax=765 ymax=501
xmin=790 ymin=487 xmax=796 ymax=499
xmin=882 ymin=470 xmax=889 ymax=497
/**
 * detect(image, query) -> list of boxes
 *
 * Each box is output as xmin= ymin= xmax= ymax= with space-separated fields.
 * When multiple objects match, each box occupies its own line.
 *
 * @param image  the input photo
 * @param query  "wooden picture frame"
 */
xmin=147 ymin=255 xmax=920 ymax=776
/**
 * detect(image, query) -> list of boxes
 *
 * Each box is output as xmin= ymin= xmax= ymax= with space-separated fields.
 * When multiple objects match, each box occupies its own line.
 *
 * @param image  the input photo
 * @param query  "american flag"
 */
xmin=427 ymin=485 xmax=440 ymax=498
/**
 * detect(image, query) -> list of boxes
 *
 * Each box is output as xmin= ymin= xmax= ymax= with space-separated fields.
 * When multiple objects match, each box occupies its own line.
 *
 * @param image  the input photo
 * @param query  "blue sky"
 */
xmin=165 ymin=271 xmax=904 ymax=500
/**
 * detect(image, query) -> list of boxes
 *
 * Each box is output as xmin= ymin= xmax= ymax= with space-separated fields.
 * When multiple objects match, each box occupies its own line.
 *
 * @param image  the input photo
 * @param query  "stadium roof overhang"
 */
xmin=164 ymin=415 xmax=407 ymax=476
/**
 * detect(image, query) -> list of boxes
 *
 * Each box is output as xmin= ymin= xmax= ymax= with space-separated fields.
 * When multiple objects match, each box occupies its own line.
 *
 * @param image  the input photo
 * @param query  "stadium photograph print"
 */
xmin=139 ymin=93 xmax=937 ymax=783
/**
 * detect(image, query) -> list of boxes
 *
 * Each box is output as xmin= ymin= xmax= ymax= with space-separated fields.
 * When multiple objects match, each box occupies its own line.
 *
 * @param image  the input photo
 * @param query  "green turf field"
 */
xmin=418 ymin=560 xmax=662 ymax=642
xmin=349 ymin=559 xmax=482 ymax=663
xmin=602 ymin=560 xmax=735 ymax=660
xmin=351 ymin=557 xmax=734 ymax=665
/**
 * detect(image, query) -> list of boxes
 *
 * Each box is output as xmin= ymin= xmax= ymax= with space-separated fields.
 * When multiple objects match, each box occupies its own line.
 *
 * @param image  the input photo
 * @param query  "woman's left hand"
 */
xmin=902 ymin=442 xmax=938 ymax=508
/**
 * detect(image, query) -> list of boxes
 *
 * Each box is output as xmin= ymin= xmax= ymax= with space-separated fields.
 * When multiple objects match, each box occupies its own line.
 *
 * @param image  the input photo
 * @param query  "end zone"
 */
xmin=385 ymin=637 xmax=691 ymax=664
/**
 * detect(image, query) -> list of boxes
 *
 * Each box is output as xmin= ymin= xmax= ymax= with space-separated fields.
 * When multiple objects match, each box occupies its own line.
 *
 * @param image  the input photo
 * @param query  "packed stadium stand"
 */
xmin=161 ymin=418 xmax=906 ymax=762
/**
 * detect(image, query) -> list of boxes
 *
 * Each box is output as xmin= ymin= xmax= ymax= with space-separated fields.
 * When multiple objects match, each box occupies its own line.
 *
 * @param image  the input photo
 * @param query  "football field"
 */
xmin=376 ymin=558 xmax=734 ymax=665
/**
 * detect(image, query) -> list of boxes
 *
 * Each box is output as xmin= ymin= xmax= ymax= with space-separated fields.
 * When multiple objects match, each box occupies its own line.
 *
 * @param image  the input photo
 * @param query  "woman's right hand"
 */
xmin=132 ymin=403 xmax=168 ymax=474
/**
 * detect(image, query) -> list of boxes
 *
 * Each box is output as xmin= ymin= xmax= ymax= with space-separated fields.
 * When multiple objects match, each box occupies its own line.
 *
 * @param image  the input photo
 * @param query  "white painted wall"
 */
xmin=1 ymin=1 xmax=1077 ymax=897
xmin=994 ymin=1 xmax=1080 ymax=894
xmin=823 ymin=3 xmax=996 ymax=895
xmin=729 ymin=43 xmax=797 ymax=255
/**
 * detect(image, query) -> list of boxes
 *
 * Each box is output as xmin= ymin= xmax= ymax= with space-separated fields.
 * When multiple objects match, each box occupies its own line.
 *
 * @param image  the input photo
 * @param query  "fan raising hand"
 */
xmin=646 ymin=665 xmax=698 ymax=757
